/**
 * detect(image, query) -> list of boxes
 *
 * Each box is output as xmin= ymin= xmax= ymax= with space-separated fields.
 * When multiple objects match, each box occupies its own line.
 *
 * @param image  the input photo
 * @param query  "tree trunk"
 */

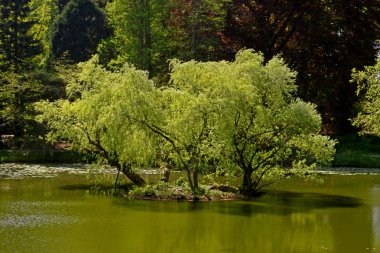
xmin=138 ymin=14 xmax=144 ymax=68
xmin=143 ymin=0 xmax=152 ymax=73
xmin=13 ymin=3 xmax=20 ymax=73
xmin=240 ymin=167 xmax=254 ymax=196
xmin=160 ymin=164 xmax=170 ymax=182
xmin=193 ymin=168 xmax=199 ymax=189
xmin=120 ymin=164 xmax=146 ymax=187
xmin=184 ymin=165 xmax=194 ymax=189
xmin=191 ymin=0 xmax=201 ymax=58
xmin=137 ymin=0 xmax=152 ymax=72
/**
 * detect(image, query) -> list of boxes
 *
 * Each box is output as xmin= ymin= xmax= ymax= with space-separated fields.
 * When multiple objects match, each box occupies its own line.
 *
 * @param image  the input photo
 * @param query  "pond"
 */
xmin=1 ymin=164 xmax=380 ymax=253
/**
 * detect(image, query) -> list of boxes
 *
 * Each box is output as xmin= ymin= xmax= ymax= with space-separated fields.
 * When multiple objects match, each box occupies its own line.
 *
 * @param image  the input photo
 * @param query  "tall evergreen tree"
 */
xmin=51 ymin=0 xmax=108 ymax=63
xmin=0 ymin=0 xmax=42 ymax=140
xmin=0 ymin=0 xmax=41 ymax=72
xmin=28 ymin=0 xmax=59 ymax=67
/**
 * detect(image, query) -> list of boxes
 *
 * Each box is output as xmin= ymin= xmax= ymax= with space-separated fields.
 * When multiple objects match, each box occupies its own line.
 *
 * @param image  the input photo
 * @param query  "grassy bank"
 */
xmin=128 ymin=180 xmax=245 ymax=201
xmin=333 ymin=134 xmax=380 ymax=168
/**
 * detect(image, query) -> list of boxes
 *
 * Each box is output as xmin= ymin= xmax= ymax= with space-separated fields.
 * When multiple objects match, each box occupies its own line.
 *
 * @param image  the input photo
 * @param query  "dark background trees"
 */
xmin=220 ymin=0 xmax=380 ymax=133
xmin=0 ymin=0 xmax=42 ymax=140
xmin=51 ymin=0 xmax=108 ymax=63
xmin=0 ymin=0 xmax=41 ymax=72
xmin=99 ymin=0 xmax=170 ymax=73
xmin=0 ymin=0 xmax=380 ymax=147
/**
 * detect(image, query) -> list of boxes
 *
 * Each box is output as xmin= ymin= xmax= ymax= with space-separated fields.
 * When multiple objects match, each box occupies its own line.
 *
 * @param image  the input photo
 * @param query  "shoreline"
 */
xmin=2 ymin=162 xmax=380 ymax=178
xmin=316 ymin=167 xmax=380 ymax=175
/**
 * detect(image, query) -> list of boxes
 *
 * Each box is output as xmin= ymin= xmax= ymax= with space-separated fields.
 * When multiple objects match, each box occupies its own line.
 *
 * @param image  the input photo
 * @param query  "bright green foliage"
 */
xmin=35 ymin=56 xmax=158 ymax=185
xmin=352 ymin=59 xmax=380 ymax=135
xmin=28 ymin=0 xmax=59 ymax=66
xmin=169 ymin=50 xmax=336 ymax=194
xmin=145 ymin=60 xmax=223 ymax=189
xmin=35 ymin=53 xmax=214 ymax=189
xmin=36 ymin=50 xmax=335 ymax=193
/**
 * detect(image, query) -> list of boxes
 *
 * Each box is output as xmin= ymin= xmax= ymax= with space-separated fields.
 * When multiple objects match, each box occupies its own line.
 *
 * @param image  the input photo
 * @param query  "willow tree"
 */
xmin=35 ymin=56 xmax=158 ymax=186
xmin=352 ymin=59 xmax=380 ymax=135
xmin=36 ymin=50 xmax=335 ymax=194
xmin=169 ymin=50 xmax=336 ymax=195
xmin=35 ymin=54 xmax=217 ymax=190
xmin=142 ymin=63 xmax=222 ymax=190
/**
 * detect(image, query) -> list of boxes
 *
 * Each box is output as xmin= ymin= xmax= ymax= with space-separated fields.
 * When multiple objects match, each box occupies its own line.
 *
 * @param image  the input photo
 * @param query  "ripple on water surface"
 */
xmin=0 ymin=163 xmax=91 ymax=179
xmin=0 ymin=200 xmax=80 ymax=228
xmin=0 ymin=214 xmax=76 ymax=228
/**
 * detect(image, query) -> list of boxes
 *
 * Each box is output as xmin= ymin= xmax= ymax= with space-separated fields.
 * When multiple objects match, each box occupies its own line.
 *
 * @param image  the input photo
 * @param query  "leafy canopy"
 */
xmin=36 ymin=50 xmax=335 ymax=193
xmin=352 ymin=59 xmax=380 ymax=135
xmin=36 ymin=56 xmax=158 ymax=179
xmin=169 ymin=50 xmax=336 ymax=193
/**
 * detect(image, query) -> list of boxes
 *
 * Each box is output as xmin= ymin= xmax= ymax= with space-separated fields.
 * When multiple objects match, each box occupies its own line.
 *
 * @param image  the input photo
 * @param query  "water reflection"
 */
xmin=114 ymin=190 xmax=362 ymax=217
xmin=372 ymin=186 xmax=380 ymax=252
xmin=0 ymin=163 xmax=88 ymax=178
xmin=1 ymin=169 xmax=380 ymax=253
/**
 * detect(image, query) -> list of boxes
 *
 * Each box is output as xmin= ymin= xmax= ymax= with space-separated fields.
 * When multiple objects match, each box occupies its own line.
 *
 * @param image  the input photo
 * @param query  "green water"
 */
xmin=1 ymin=165 xmax=380 ymax=253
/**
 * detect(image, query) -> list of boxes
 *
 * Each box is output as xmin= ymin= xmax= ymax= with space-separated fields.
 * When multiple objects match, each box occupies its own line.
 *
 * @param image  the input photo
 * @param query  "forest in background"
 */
xmin=1 ymin=0 xmax=380 ymax=150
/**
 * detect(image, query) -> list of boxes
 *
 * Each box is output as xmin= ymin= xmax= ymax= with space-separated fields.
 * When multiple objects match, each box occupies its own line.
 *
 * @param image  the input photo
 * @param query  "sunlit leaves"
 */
xmin=36 ymin=56 xmax=157 ymax=168
xmin=169 ymin=50 xmax=336 ymax=192
xmin=352 ymin=59 xmax=380 ymax=135
xmin=36 ymin=49 xmax=335 ymax=192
